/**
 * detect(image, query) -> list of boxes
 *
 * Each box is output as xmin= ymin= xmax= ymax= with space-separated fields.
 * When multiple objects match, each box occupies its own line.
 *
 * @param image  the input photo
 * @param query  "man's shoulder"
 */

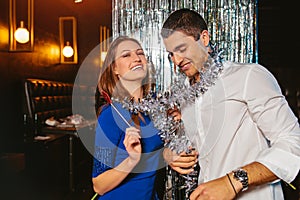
xmin=222 ymin=61 xmax=267 ymax=76
xmin=221 ymin=61 xmax=277 ymax=87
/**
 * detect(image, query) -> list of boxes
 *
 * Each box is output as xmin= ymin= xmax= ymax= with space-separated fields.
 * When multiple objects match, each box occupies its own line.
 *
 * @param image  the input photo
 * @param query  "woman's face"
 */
xmin=114 ymin=40 xmax=148 ymax=82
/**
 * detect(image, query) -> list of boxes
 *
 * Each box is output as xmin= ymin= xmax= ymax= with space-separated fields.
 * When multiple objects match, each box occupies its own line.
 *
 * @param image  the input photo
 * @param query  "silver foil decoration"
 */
xmin=112 ymin=45 xmax=224 ymax=200
xmin=112 ymin=0 xmax=256 ymax=199
xmin=112 ymin=0 xmax=257 ymax=90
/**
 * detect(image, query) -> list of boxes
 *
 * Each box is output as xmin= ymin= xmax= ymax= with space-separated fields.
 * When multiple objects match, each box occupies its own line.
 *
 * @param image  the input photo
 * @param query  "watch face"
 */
xmin=235 ymin=169 xmax=247 ymax=177
xmin=233 ymin=168 xmax=249 ymax=191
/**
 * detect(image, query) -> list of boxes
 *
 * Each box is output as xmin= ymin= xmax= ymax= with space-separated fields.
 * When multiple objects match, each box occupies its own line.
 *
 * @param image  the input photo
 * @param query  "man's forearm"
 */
xmin=229 ymin=161 xmax=278 ymax=193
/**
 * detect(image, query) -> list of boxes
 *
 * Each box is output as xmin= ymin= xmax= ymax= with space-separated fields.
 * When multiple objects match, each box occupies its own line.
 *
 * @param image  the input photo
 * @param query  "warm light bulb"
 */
xmin=62 ymin=42 xmax=74 ymax=58
xmin=14 ymin=21 xmax=29 ymax=44
xmin=101 ymin=51 xmax=107 ymax=62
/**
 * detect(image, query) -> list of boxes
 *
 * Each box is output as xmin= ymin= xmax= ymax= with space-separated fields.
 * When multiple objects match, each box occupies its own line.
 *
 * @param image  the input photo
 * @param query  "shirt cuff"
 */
xmin=256 ymin=148 xmax=300 ymax=183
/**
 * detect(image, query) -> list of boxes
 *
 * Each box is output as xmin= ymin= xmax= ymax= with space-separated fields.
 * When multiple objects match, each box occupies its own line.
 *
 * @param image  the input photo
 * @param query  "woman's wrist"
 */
xmin=126 ymin=156 xmax=140 ymax=168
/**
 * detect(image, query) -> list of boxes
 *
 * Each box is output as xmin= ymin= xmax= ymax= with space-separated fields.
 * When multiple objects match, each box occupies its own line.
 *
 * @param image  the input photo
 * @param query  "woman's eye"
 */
xmin=137 ymin=51 xmax=145 ymax=55
xmin=121 ymin=53 xmax=130 ymax=57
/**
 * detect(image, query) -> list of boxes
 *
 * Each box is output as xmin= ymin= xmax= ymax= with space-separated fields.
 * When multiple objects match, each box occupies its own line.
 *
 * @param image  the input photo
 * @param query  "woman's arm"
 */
xmin=92 ymin=126 xmax=141 ymax=195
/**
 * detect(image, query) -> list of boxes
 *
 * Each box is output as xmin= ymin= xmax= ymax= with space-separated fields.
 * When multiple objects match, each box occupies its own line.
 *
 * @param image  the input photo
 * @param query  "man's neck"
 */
xmin=189 ymin=72 xmax=200 ymax=85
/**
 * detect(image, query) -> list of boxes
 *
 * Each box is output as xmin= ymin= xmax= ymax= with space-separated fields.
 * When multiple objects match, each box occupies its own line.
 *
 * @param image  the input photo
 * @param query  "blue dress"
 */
xmin=92 ymin=102 xmax=165 ymax=200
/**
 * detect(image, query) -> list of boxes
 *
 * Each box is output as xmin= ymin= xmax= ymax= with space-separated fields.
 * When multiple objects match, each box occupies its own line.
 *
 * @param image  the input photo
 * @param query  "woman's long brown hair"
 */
xmin=96 ymin=36 xmax=152 ymax=117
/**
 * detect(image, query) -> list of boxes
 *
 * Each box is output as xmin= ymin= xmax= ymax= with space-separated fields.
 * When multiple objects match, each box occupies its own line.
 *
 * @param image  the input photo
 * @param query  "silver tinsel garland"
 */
xmin=112 ymin=44 xmax=224 ymax=198
xmin=112 ymin=0 xmax=257 ymax=92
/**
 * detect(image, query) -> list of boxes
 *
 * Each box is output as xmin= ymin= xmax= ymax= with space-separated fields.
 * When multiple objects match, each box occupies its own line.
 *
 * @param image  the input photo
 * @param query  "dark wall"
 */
xmin=258 ymin=0 xmax=299 ymax=120
xmin=0 ymin=0 xmax=111 ymax=152
xmin=258 ymin=0 xmax=298 ymax=90
xmin=0 ymin=0 xmax=297 ymax=153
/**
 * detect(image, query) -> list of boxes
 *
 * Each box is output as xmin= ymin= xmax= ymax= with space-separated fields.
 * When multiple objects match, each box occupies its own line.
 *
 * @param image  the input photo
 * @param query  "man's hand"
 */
xmin=163 ymin=147 xmax=198 ymax=174
xmin=167 ymin=106 xmax=181 ymax=121
xmin=189 ymin=175 xmax=236 ymax=200
xmin=189 ymin=162 xmax=280 ymax=200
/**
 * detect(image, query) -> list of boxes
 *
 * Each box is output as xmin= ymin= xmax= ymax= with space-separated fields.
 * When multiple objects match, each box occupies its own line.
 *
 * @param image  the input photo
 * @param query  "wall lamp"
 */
xmin=59 ymin=16 xmax=78 ymax=64
xmin=9 ymin=0 xmax=34 ymax=51
xmin=100 ymin=25 xmax=110 ymax=66
xmin=14 ymin=21 xmax=29 ymax=43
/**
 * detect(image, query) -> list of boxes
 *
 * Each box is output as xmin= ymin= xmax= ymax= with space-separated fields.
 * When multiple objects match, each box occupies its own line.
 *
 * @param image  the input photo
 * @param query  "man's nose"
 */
xmin=173 ymin=53 xmax=183 ymax=65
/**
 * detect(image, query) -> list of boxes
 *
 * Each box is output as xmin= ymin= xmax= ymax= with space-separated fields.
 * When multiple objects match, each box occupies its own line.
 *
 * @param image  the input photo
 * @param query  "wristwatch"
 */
xmin=232 ymin=168 xmax=249 ymax=191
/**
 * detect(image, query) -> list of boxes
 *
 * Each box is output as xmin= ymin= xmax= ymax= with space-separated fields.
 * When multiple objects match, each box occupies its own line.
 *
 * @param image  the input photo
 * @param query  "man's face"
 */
xmin=163 ymin=31 xmax=209 ymax=78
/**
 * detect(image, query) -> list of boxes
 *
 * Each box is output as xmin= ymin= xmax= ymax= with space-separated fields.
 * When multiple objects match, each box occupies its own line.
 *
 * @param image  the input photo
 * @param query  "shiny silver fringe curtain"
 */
xmin=112 ymin=0 xmax=257 ymax=91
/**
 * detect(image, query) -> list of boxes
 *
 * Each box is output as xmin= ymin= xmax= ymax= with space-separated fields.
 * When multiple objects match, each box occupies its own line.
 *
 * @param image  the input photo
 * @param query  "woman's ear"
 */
xmin=113 ymin=65 xmax=119 ymax=76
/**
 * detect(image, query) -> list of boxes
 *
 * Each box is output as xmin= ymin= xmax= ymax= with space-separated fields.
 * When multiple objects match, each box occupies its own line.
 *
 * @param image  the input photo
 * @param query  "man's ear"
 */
xmin=200 ymin=30 xmax=210 ymax=47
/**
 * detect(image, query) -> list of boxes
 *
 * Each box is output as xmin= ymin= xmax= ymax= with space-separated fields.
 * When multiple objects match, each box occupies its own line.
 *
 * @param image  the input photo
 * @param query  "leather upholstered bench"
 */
xmin=22 ymin=78 xmax=96 ymax=194
xmin=23 ymin=78 xmax=74 ymax=140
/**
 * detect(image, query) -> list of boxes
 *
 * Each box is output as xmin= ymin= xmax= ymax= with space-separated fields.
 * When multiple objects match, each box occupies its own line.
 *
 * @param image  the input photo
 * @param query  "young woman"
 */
xmin=92 ymin=36 xmax=165 ymax=200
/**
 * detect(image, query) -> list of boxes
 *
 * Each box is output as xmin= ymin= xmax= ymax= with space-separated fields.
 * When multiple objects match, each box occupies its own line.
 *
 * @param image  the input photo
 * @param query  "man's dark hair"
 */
xmin=161 ymin=8 xmax=208 ymax=41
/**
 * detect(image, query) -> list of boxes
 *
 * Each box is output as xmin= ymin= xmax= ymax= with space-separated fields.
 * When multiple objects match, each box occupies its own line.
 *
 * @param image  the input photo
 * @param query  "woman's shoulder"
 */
xmin=98 ymin=102 xmax=131 ymax=130
xmin=96 ymin=104 xmax=122 ymax=135
xmin=98 ymin=103 xmax=111 ymax=117
xmin=98 ymin=104 xmax=115 ymax=123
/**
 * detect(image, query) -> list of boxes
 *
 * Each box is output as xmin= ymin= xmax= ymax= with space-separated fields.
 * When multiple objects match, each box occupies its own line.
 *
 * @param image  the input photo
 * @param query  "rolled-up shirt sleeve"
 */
xmin=243 ymin=64 xmax=300 ymax=183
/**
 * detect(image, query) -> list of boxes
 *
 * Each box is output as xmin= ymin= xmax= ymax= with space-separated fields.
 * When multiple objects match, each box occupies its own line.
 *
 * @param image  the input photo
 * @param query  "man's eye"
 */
xmin=179 ymin=48 xmax=186 ymax=53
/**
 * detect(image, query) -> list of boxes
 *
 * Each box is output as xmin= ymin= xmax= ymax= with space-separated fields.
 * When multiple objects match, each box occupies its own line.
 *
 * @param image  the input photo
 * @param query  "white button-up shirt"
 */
xmin=181 ymin=61 xmax=300 ymax=199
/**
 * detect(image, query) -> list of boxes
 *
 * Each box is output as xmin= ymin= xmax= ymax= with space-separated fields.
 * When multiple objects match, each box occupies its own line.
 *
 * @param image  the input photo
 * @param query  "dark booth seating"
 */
xmin=22 ymin=78 xmax=96 ymax=196
xmin=23 ymin=78 xmax=74 ymax=140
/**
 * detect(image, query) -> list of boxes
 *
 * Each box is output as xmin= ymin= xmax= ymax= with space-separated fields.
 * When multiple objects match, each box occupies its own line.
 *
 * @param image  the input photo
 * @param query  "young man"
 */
xmin=161 ymin=8 xmax=300 ymax=200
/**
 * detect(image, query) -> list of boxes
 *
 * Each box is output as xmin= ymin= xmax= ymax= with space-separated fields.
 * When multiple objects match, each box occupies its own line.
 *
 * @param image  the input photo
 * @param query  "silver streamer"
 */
xmin=112 ymin=46 xmax=224 ymax=200
xmin=112 ymin=0 xmax=257 ymax=90
xmin=112 ymin=1 xmax=256 ymax=199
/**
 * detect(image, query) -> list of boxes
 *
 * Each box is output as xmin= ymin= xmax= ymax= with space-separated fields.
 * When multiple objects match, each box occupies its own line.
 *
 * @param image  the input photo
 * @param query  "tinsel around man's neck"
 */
xmin=111 ymin=43 xmax=224 ymax=195
xmin=169 ymin=42 xmax=224 ymax=107
xmin=112 ymin=42 xmax=224 ymax=147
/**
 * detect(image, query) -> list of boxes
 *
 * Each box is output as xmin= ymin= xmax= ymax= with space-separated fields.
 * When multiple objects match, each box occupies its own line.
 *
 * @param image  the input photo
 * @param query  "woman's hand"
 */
xmin=163 ymin=147 xmax=198 ymax=174
xmin=124 ymin=126 xmax=142 ymax=165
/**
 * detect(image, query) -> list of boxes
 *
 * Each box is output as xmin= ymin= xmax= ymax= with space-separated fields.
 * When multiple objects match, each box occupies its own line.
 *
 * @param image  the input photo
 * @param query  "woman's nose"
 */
xmin=132 ymin=52 xmax=141 ymax=61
